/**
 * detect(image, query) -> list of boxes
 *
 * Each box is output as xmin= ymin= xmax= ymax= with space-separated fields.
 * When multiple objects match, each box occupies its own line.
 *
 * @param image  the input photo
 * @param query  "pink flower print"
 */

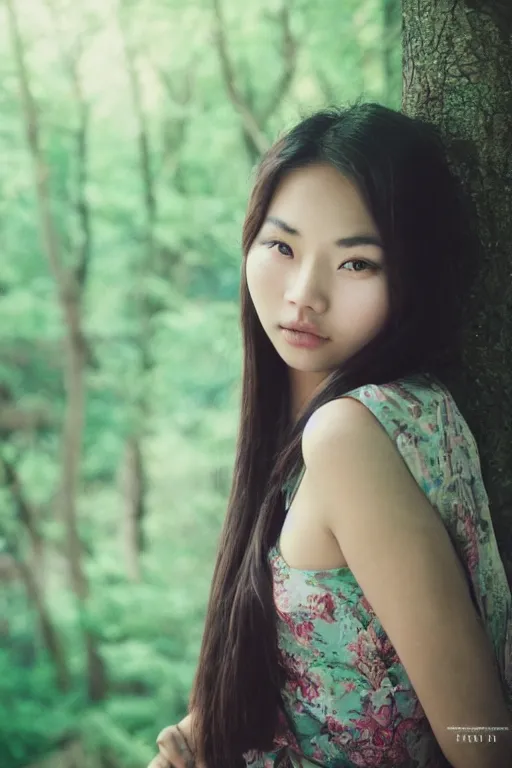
xmin=344 ymin=681 xmax=357 ymax=693
xmin=350 ymin=745 xmax=385 ymax=766
xmin=367 ymin=622 xmax=401 ymax=668
xmin=294 ymin=619 xmax=315 ymax=645
xmin=279 ymin=613 xmax=297 ymax=635
xmin=451 ymin=500 xmax=480 ymax=577
xmin=273 ymin=708 xmax=302 ymax=754
xmin=362 ymin=657 xmax=388 ymax=690
xmin=346 ymin=696 xmax=418 ymax=766
xmin=369 ymin=702 xmax=394 ymax=730
xmin=299 ymin=675 xmax=323 ymax=702
xmin=462 ymin=514 xmax=480 ymax=574
xmin=276 ymin=709 xmax=298 ymax=747
xmin=306 ymin=591 xmax=337 ymax=622
xmin=347 ymin=632 xmax=388 ymax=689
xmin=274 ymin=585 xmax=293 ymax=614
xmin=287 ymin=656 xmax=322 ymax=702
xmin=368 ymin=387 xmax=387 ymax=402
xmin=324 ymin=714 xmax=353 ymax=741
xmin=324 ymin=715 xmax=342 ymax=734
xmin=372 ymin=726 xmax=395 ymax=748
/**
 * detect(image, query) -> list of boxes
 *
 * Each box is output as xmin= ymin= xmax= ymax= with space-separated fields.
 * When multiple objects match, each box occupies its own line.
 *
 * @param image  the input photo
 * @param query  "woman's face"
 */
xmin=246 ymin=163 xmax=390 ymax=395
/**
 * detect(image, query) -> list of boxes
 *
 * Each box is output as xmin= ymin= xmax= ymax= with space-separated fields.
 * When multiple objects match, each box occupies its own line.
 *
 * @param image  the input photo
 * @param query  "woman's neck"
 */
xmin=289 ymin=369 xmax=331 ymax=424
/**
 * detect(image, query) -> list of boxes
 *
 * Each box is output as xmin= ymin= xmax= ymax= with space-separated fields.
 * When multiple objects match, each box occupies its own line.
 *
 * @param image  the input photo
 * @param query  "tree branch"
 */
xmin=261 ymin=0 xmax=299 ymax=123
xmin=0 ymin=405 xmax=55 ymax=431
xmin=43 ymin=0 xmax=92 ymax=291
xmin=210 ymin=0 xmax=270 ymax=156
xmin=5 ymin=0 xmax=85 ymax=345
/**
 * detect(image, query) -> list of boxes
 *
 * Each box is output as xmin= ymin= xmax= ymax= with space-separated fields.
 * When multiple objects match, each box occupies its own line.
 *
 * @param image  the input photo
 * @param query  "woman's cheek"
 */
xmin=245 ymin=252 xmax=257 ymax=296
xmin=246 ymin=250 xmax=275 ymax=298
xmin=335 ymin=284 xmax=387 ymax=333
xmin=352 ymin=286 xmax=390 ymax=333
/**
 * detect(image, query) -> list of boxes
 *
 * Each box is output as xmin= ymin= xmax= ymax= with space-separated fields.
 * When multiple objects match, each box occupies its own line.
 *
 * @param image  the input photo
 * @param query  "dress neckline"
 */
xmin=270 ymin=539 xmax=358 ymax=579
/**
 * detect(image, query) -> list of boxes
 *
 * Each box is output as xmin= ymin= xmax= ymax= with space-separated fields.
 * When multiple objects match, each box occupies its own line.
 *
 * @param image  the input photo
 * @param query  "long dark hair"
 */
xmin=188 ymin=101 xmax=480 ymax=767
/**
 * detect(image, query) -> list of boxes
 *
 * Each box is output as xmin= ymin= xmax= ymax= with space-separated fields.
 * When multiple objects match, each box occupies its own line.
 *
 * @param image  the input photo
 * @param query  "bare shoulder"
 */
xmin=302 ymin=395 xmax=382 ymax=462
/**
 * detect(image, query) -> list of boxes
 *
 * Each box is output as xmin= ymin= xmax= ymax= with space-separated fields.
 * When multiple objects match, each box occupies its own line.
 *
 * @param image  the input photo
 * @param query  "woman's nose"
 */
xmin=284 ymin=267 xmax=328 ymax=313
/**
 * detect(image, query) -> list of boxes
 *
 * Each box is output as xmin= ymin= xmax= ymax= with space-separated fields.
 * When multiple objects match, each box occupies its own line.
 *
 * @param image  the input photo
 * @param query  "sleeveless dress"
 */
xmin=243 ymin=373 xmax=512 ymax=768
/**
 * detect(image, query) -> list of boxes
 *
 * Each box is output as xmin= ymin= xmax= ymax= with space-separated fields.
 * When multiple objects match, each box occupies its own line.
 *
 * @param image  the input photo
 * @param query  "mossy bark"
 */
xmin=402 ymin=0 xmax=512 ymax=585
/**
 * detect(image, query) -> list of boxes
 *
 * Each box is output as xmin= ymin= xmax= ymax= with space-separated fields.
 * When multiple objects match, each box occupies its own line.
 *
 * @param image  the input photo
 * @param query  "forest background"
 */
xmin=1 ymin=0 xmax=403 ymax=766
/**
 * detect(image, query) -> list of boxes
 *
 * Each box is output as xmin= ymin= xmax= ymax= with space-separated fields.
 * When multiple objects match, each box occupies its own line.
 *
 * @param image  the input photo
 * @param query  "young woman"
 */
xmin=149 ymin=102 xmax=512 ymax=768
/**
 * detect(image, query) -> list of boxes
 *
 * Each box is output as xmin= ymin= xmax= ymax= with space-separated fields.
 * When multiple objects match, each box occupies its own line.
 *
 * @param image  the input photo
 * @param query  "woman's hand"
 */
xmin=147 ymin=715 xmax=206 ymax=768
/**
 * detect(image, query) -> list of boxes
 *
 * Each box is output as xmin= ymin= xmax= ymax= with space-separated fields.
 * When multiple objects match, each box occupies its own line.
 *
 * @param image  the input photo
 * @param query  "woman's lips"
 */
xmin=280 ymin=327 xmax=329 ymax=349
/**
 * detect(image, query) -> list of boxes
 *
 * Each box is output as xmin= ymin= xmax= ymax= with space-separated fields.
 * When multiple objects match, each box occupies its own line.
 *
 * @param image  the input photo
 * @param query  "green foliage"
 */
xmin=81 ymin=709 xmax=155 ymax=768
xmin=0 ymin=0 xmax=400 ymax=765
xmin=0 ymin=616 xmax=80 ymax=766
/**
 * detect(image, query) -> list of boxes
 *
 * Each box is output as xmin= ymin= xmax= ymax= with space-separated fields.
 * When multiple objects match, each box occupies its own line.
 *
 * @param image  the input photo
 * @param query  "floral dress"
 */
xmin=243 ymin=374 xmax=512 ymax=768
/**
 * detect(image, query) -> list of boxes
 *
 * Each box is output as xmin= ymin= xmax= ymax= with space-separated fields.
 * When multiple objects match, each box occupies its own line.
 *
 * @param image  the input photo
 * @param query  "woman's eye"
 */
xmin=263 ymin=242 xmax=375 ymax=272
xmin=340 ymin=259 xmax=374 ymax=272
xmin=265 ymin=240 xmax=292 ymax=256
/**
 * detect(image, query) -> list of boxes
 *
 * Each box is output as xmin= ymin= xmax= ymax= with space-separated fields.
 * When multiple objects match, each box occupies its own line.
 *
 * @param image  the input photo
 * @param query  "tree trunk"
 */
xmin=5 ymin=0 xmax=107 ymax=701
xmin=116 ymin=8 xmax=155 ymax=583
xmin=0 ymin=437 xmax=47 ymax=583
xmin=402 ymin=0 xmax=512 ymax=585
xmin=120 ymin=436 xmax=145 ymax=582
xmin=16 ymin=556 xmax=71 ymax=692
xmin=0 ymin=455 xmax=70 ymax=690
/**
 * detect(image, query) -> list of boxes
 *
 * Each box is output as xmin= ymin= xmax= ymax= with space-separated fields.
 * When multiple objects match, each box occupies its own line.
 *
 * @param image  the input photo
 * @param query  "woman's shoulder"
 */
xmin=310 ymin=373 xmax=449 ymax=444
xmin=307 ymin=372 xmax=481 ymax=504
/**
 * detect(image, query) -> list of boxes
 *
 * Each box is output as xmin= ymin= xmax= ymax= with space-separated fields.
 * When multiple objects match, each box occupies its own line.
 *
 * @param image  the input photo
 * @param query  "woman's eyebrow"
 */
xmin=263 ymin=216 xmax=383 ymax=249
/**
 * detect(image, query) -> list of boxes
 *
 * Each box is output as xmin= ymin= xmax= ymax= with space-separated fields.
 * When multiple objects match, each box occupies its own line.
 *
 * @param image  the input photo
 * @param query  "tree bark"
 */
xmin=1 ymin=454 xmax=47 ymax=587
xmin=116 ymin=7 xmax=156 ymax=583
xmin=156 ymin=66 xmax=194 ymax=193
xmin=5 ymin=0 xmax=107 ymax=701
xmin=402 ymin=0 xmax=512 ymax=585
xmin=0 ymin=455 xmax=70 ymax=691
xmin=120 ymin=436 xmax=145 ymax=582
xmin=16 ymin=555 xmax=71 ymax=692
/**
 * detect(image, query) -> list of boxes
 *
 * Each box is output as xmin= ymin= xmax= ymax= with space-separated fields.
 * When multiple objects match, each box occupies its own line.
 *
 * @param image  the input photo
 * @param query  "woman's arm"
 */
xmin=303 ymin=397 xmax=512 ymax=768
